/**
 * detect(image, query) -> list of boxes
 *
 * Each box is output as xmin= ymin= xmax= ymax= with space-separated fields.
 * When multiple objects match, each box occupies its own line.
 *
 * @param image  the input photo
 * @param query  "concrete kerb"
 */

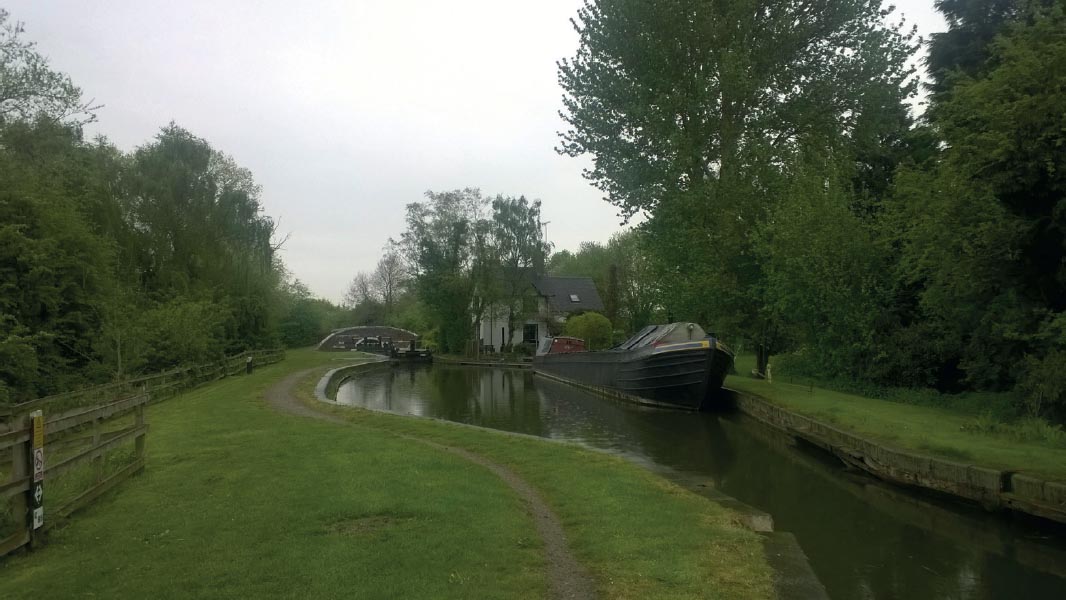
xmin=726 ymin=388 xmax=1066 ymax=526
xmin=313 ymin=357 xmax=391 ymax=403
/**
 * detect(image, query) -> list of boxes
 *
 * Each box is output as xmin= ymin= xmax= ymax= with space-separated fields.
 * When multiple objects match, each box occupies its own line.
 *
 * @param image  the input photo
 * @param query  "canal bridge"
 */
xmin=316 ymin=326 xmax=420 ymax=352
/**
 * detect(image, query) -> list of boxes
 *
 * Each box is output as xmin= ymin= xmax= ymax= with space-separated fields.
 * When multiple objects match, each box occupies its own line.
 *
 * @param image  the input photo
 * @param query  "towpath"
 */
xmin=265 ymin=368 xmax=597 ymax=600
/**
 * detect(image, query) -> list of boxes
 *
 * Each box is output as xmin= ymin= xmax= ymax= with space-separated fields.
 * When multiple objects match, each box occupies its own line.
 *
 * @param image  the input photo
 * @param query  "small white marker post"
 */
xmin=29 ymin=409 xmax=45 ymax=535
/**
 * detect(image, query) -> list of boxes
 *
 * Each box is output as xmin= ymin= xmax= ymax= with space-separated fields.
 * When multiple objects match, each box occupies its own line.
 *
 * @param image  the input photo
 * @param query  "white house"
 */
xmin=477 ymin=275 xmax=604 ymax=352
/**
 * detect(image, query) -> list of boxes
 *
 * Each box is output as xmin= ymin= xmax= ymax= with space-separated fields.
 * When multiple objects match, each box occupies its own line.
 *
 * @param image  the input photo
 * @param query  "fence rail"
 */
xmin=0 ymin=348 xmax=285 ymax=557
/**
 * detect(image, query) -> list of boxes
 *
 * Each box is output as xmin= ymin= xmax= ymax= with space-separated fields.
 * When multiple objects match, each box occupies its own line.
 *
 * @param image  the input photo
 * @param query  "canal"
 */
xmin=336 ymin=364 xmax=1066 ymax=599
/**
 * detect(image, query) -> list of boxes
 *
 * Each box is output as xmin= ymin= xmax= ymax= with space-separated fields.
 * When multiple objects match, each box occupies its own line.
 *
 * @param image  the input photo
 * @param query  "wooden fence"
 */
xmin=0 ymin=348 xmax=285 ymax=557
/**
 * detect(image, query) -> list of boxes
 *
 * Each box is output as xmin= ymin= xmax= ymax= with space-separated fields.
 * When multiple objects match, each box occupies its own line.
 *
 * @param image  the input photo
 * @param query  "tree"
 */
xmin=0 ymin=10 xmax=99 ymax=124
xmin=399 ymin=189 xmax=489 ymax=353
xmin=344 ymin=272 xmax=377 ymax=309
xmin=890 ymin=2 xmax=1066 ymax=413
xmin=372 ymin=244 xmax=407 ymax=323
xmin=558 ymin=0 xmax=919 ymax=374
xmin=491 ymin=195 xmax=549 ymax=350
xmin=0 ymin=119 xmax=118 ymax=400
xmin=925 ymin=0 xmax=1054 ymax=97
xmin=548 ymin=231 xmax=660 ymax=335
xmin=564 ymin=312 xmax=613 ymax=351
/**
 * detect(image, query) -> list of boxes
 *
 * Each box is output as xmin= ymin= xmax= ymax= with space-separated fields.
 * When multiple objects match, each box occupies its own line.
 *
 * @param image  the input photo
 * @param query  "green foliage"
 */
xmin=1019 ymin=351 xmax=1066 ymax=420
xmin=886 ymin=3 xmax=1066 ymax=413
xmin=549 ymin=230 xmax=660 ymax=335
xmin=277 ymin=279 xmax=349 ymax=348
xmin=491 ymin=195 xmax=548 ymax=348
xmin=399 ymin=189 xmax=486 ymax=353
xmin=564 ymin=312 xmax=613 ymax=351
xmin=755 ymin=153 xmax=891 ymax=380
xmin=0 ymin=18 xmax=289 ymax=402
xmin=0 ymin=10 xmax=98 ymax=124
xmin=559 ymin=0 xmax=919 ymax=376
xmin=556 ymin=0 xmax=1066 ymax=423
xmin=398 ymin=190 xmax=551 ymax=354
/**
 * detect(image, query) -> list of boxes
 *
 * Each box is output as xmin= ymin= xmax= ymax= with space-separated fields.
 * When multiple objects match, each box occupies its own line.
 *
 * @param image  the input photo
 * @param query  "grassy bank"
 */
xmin=727 ymin=356 xmax=1066 ymax=482
xmin=0 ymin=350 xmax=773 ymax=599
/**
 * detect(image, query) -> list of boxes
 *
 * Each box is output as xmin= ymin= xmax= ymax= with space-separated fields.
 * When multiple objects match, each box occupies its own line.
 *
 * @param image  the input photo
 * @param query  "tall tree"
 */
xmin=372 ymin=244 xmax=407 ymax=323
xmin=491 ymin=195 xmax=548 ymax=349
xmin=400 ymin=189 xmax=488 ymax=353
xmin=558 ymin=0 xmax=918 ymax=373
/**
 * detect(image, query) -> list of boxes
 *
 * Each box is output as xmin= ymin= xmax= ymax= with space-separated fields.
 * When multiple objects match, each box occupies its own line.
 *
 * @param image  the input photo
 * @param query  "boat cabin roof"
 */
xmin=617 ymin=323 xmax=708 ymax=350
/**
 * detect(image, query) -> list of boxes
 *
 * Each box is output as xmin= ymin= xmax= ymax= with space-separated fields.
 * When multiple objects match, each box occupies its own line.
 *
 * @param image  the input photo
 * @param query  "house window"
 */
xmin=523 ymin=323 xmax=539 ymax=344
xmin=569 ymin=294 xmax=580 ymax=302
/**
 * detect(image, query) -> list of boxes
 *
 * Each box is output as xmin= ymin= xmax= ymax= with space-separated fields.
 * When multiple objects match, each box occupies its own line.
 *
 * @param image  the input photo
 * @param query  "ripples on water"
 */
xmin=336 ymin=364 xmax=1066 ymax=599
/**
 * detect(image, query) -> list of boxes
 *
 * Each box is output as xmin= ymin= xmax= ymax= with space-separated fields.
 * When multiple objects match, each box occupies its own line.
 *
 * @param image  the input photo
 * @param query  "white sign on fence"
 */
xmin=33 ymin=447 xmax=45 ymax=483
xmin=32 ymin=507 xmax=44 ymax=530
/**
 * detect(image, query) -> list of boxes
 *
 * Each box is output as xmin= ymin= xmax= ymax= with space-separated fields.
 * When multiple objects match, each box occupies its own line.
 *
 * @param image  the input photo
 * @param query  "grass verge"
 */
xmin=727 ymin=356 xmax=1066 ymax=482
xmin=0 ymin=349 xmax=773 ymax=600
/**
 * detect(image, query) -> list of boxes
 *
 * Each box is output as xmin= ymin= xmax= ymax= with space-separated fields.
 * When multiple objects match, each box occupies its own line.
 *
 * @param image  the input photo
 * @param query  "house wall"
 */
xmin=478 ymin=300 xmax=551 ymax=351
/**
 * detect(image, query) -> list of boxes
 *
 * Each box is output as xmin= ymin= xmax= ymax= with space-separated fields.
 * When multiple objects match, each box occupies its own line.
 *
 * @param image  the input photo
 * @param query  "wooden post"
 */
xmin=134 ymin=402 xmax=146 ymax=469
xmin=91 ymin=415 xmax=103 ymax=484
xmin=9 ymin=415 xmax=29 ymax=551
xmin=27 ymin=410 xmax=45 ymax=548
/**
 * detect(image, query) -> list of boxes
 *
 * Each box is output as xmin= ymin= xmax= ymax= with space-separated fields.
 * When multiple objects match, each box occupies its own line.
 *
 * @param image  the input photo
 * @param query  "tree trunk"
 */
xmin=755 ymin=343 xmax=770 ymax=378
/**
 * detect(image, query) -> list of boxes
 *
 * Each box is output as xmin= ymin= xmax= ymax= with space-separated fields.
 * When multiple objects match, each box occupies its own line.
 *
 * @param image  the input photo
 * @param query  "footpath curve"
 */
xmin=265 ymin=367 xmax=597 ymax=600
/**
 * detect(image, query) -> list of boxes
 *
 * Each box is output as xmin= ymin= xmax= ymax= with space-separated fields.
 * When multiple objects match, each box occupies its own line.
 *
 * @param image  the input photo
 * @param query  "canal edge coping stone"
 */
xmin=726 ymin=388 xmax=1066 ymax=526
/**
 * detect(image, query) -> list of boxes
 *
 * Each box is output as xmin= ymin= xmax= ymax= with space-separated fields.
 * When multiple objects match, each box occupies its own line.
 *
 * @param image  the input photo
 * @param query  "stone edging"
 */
xmin=727 ymin=389 xmax=1066 ymax=525
xmin=313 ymin=358 xmax=392 ymax=403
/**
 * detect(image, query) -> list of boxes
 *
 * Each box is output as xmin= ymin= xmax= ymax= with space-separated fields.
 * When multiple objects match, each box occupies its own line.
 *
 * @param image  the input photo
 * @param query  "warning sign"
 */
xmin=33 ymin=447 xmax=45 ymax=483
xmin=32 ymin=481 xmax=44 ymax=508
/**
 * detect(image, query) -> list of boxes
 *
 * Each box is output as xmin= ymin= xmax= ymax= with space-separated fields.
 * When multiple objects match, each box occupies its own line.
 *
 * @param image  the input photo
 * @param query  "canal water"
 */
xmin=336 ymin=365 xmax=1066 ymax=599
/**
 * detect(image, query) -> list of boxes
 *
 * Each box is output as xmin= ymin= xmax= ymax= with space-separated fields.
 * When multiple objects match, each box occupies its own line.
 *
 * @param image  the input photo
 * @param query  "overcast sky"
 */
xmin=7 ymin=1 xmax=946 ymax=303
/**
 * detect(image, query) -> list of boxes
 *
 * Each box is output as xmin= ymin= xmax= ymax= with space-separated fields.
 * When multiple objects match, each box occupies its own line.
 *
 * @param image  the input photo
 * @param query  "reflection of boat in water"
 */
xmin=532 ymin=322 xmax=734 ymax=411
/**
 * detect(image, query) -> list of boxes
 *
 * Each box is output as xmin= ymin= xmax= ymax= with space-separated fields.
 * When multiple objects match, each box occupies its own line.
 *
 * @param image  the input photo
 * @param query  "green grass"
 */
xmin=0 ymin=349 xmax=773 ymax=600
xmin=727 ymin=355 xmax=1066 ymax=482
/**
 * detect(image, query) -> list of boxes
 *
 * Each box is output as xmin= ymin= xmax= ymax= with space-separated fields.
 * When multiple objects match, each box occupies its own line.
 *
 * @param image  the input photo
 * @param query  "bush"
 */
xmin=564 ymin=312 xmax=612 ymax=351
xmin=1019 ymin=351 xmax=1066 ymax=420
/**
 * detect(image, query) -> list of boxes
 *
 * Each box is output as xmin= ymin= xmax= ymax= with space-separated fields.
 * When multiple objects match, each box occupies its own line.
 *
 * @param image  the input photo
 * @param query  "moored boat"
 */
xmin=532 ymin=322 xmax=734 ymax=410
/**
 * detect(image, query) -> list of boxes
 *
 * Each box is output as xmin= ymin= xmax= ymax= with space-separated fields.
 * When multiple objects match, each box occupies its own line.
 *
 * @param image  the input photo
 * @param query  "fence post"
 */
xmin=91 ymin=414 xmax=103 ymax=484
xmin=134 ymin=400 xmax=147 ymax=471
xmin=28 ymin=410 xmax=45 ymax=549
xmin=9 ymin=415 xmax=29 ymax=552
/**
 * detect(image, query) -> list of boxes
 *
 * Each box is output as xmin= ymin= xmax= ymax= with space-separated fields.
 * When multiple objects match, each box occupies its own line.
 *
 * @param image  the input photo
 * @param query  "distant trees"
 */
xmin=548 ymin=230 xmax=659 ymax=335
xmin=396 ymin=189 xmax=548 ymax=353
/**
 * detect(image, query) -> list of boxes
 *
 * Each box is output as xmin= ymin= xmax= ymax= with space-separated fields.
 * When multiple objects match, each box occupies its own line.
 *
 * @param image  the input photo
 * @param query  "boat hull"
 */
xmin=533 ymin=340 xmax=733 ymax=411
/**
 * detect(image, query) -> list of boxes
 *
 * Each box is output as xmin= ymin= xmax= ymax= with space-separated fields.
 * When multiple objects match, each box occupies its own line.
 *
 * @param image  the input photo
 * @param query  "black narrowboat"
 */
xmin=532 ymin=322 xmax=734 ymax=411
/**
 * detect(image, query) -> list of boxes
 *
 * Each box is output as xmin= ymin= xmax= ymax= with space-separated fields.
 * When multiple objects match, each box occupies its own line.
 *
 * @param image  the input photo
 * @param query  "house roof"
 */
xmin=533 ymin=276 xmax=604 ymax=313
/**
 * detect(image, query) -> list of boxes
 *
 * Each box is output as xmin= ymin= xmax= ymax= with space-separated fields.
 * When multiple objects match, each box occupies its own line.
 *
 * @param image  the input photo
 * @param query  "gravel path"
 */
xmin=264 ymin=367 xmax=597 ymax=600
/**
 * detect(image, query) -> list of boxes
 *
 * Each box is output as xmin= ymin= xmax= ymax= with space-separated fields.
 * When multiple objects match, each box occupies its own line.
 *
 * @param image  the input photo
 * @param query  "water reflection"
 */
xmin=336 ymin=365 xmax=1066 ymax=599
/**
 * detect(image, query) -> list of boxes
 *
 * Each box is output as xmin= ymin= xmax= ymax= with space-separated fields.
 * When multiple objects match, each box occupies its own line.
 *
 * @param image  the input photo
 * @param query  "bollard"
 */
xmin=246 ymin=355 xmax=253 ymax=375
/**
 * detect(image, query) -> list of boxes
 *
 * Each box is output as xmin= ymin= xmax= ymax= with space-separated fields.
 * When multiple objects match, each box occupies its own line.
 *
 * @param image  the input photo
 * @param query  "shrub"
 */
xmin=564 ymin=312 xmax=613 ymax=351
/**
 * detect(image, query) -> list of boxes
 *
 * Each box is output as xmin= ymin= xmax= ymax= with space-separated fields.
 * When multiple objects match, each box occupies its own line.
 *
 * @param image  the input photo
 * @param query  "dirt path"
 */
xmin=265 ymin=368 xmax=597 ymax=600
